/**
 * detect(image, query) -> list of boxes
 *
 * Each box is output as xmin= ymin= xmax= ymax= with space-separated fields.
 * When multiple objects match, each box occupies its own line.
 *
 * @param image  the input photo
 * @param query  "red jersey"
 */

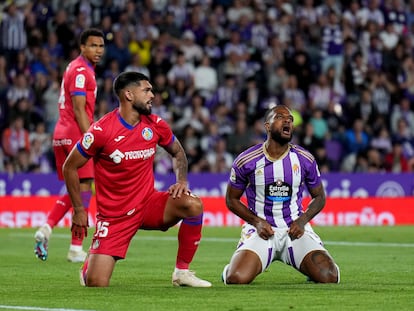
xmin=54 ymin=55 xmax=97 ymax=139
xmin=76 ymin=109 xmax=174 ymax=218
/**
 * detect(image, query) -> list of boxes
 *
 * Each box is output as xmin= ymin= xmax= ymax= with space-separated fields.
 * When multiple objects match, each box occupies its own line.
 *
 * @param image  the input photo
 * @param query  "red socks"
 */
xmin=46 ymin=194 xmax=72 ymax=228
xmin=176 ymin=214 xmax=203 ymax=269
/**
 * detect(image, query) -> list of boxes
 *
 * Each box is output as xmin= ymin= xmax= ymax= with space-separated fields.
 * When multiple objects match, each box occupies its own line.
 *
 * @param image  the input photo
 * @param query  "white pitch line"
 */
xmin=9 ymin=233 xmax=414 ymax=248
xmin=0 ymin=305 xmax=96 ymax=311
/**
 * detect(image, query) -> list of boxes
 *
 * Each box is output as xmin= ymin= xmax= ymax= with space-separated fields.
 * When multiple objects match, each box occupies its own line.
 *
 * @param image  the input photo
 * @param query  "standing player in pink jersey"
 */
xmin=34 ymin=28 xmax=105 ymax=262
xmin=63 ymin=71 xmax=211 ymax=287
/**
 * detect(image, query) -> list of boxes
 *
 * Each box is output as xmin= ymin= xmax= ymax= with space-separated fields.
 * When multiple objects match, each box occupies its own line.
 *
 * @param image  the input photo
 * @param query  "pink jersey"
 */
xmin=76 ymin=109 xmax=174 ymax=218
xmin=54 ymin=55 xmax=97 ymax=139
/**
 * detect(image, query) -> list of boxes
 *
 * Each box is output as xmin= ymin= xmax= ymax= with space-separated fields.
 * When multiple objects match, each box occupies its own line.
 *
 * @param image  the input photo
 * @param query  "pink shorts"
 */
xmin=89 ymin=191 xmax=170 ymax=259
xmin=53 ymin=138 xmax=94 ymax=180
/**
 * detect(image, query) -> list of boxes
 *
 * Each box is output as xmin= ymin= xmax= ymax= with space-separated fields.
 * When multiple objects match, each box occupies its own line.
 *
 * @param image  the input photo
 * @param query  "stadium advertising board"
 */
xmin=1 ymin=173 xmax=414 ymax=227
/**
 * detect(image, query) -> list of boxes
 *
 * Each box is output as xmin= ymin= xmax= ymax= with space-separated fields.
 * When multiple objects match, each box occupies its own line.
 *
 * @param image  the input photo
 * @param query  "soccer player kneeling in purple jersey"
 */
xmin=222 ymin=105 xmax=340 ymax=284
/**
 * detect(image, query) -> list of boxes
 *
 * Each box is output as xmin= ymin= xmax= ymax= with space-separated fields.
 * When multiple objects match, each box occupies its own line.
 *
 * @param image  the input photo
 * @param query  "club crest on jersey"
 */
xmin=82 ymin=133 xmax=94 ymax=149
xmin=265 ymin=180 xmax=292 ymax=202
xmin=230 ymin=167 xmax=236 ymax=183
xmin=141 ymin=127 xmax=153 ymax=141
xmin=75 ymin=74 xmax=85 ymax=88
xmin=293 ymin=163 xmax=300 ymax=175
xmin=109 ymin=149 xmax=125 ymax=164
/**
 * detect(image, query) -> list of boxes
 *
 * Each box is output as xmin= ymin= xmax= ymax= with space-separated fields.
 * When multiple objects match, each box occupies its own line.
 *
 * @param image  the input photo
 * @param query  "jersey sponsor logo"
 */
xmin=266 ymin=180 xmax=292 ymax=202
xmin=109 ymin=148 xmax=155 ymax=164
xmin=114 ymin=135 xmax=125 ymax=142
xmin=93 ymin=125 xmax=103 ymax=131
xmin=141 ymin=127 xmax=153 ymax=141
xmin=156 ymin=117 xmax=162 ymax=123
xmin=82 ymin=133 xmax=94 ymax=150
xmin=75 ymin=74 xmax=86 ymax=88
xmin=52 ymin=138 xmax=72 ymax=146
xmin=124 ymin=148 xmax=155 ymax=160
xmin=76 ymin=67 xmax=86 ymax=72
xmin=109 ymin=149 xmax=125 ymax=164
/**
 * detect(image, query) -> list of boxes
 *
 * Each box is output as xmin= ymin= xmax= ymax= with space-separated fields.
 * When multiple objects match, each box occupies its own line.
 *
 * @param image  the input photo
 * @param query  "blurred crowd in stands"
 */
xmin=1 ymin=0 xmax=414 ymax=175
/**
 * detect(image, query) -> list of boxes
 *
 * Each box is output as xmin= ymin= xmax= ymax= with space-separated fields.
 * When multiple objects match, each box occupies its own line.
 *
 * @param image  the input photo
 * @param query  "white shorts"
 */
xmin=232 ymin=223 xmax=327 ymax=272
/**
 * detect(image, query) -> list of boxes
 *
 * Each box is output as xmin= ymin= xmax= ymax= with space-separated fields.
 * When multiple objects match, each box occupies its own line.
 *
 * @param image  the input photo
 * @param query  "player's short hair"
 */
xmin=113 ymin=71 xmax=150 ymax=97
xmin=79 ymin=28 xmax=104 ymax=45
xmin=264 ymin=104 xmax=291 ymax=122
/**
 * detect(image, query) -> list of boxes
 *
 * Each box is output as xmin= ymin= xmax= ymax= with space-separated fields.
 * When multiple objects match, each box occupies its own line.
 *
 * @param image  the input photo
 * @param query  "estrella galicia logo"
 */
xmin=109 ymin=149 xmax=125 ymax=164
xmin=266 ymin=180 xmax=292 ymax=202
xmin=142 ymin=127 xmax=153 ymax=141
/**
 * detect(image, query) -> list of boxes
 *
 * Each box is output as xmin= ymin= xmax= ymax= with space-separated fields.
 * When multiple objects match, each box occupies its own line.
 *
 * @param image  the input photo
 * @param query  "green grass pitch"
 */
xmin=0 ymin=226 xmax=413 ymax=311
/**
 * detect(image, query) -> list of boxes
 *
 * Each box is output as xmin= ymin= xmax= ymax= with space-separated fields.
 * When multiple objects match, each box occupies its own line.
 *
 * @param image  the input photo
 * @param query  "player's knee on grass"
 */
xmin=226 ymin=269 xmax=256 ymax=284
xmin=301 ymin=250 xmax=339 ymax=283
xmin=86 ymin=274 xmax=111 ymax=287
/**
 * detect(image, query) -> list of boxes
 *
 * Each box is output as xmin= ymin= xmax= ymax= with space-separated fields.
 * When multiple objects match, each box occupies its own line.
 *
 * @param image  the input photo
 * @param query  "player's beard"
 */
xmin=133 ymin=101 xmax=151 ymax=115
xmin=270 ymin=129 xmax=291 ymax=145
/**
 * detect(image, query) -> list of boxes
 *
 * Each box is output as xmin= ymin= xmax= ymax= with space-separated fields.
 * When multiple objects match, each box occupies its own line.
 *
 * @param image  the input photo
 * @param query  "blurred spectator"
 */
xmin=6 ymin=73 xmax=33 ymax=111
xmin=193 ymin=54 xmax=218 ymax=101
xmin=308 ymin=72 xmax=335 ymax=111
xmin=41 ymin=75 xmax=60 ymax=133
xmin=379 ymin=23 xmax=400 ymax=53
xmin=104 ymin=31 xmax=131 ymax=71
xmin=239 ymin=76 xmax=267 ymax=122
xmin=14 ymin=147 xmax=31 ymax=173
xmin=167 ymin=50 xmax=195 ymax=88
xmin=43 ymin=31 xmax=64 ymax=66
xmin=181 ymin=124 xmax=203 ymax=171
xmin=384 ymin=139 xmax=410 ymax=172
xmin=179 ymin=30 xmax=204 ymax=65
xmin=210 ymin=103 xmax=233 ymax=137
xmin=202 ymin=33 xmax=223 ymax=69
xmin=390 ymin=117 xmax=414 ymax=160
xmin=174 ymin=91 xmax=210 ymax=134
xmin=397 ymin=55 xmax=414 ymax=103
xmin=282 ymin=74 xmax=307 ymax=117
xmin=266 ymin=64 xmax=288 ymax=99
xmin=370 ymin=126 xmax=393 ymax=157
xmin=1 ymin=115 xmax=30 ymax=159
xmin=343 ymin=118 xmax=370 ymax=157
xmin=148 ymin=42 xmax=172 ymax=79
xmin=0 ymin=2 xmax=29 ymax=64
xmin=50 ymin=9 xmax=76 ymax=59
xmin=368 ymin=71 xmax=395 ymax=123
xmin=309 ymin=108 xmax=329 ymax=141
xmin=299 ymin=121 xmax=325 ymax=157
xmin=205 ymin=137 xmax=233 ymax=173
xmin=344 ymin=51 xmax=368 ymax=97
xmin=285 ymin=34 xmax=314 ymax=96
xmin=210 ymin=74 xmax=240 ymax=113
xmin=169 ymin=78 xmax=192 ymax=121
xmin=383 ymin=0 xmax=407 ymax=36
xmin=359 ymin=0 xmax=385 ymax=30
xmin=320 ymin=10 xmax=344 ymax=84
xmin=390 ymin=97 xmax=414 ymax=136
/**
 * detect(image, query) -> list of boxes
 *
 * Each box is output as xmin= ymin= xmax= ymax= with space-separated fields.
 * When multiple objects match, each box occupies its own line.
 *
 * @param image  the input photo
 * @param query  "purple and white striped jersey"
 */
xmin=229 ymin=143 xmax=322 ymax=228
